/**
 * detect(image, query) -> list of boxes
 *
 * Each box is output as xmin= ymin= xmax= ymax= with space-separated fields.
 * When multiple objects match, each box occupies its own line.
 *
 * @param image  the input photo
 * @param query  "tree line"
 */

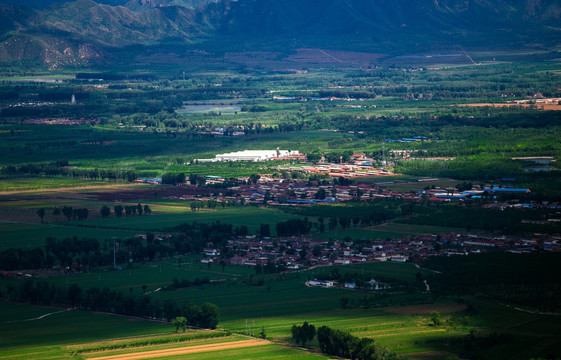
xmin=275 ymin=218 xmax=313 ymax=237
xmin=2 ymin=278 xmax=219 ymax=327
xmin=0 ymin=219 xmax=259 ymax=271
xmin=171 ymin=302 xmax=220 ymax=330
xmin=38 ymin=204 xmax=151 ymax=222
xmin=291 ymin=322 xmax=400 ymax=360
xmin=317 ymin=325 xmax=400 ymax=360
xmin=110 ymin=204 xmax=152 ymax=217
xmin=1 ymin=161 xmax=138 ymax=182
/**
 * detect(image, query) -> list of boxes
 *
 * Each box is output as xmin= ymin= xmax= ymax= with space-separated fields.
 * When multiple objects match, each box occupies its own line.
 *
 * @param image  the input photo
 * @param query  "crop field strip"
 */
xmin=82 ymin=338 xmax=270 ymax=360
xmin=220 ymin=308 xmax=466 ymax=358
xmin=69 ymin=334 xmax=329 ymax=360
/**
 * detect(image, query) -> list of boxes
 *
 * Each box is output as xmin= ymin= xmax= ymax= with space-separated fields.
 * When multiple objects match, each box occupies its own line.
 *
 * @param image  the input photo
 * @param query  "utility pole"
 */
xmin=112 ymin=237 xmax=116 ymax=269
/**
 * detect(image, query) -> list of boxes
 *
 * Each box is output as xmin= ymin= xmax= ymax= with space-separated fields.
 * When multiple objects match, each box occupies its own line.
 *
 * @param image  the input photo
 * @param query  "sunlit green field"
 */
xmin=0 ymin=301 xmax=327 ymax=360
xmin=4 ymin=297 xmax=558 ymax=360
xmin=43 ymin=261 xmax=429 ymax=321
xmin=0 ymin=204 xmax=302 ymax=250
xmin=221 ymin=307 xmax=467 ymax=358
xmin=0 ymin=178 xmax=112 ymax=192
xmin=78 ymin=337 xmax=328 ymax=360
xmin=45 ymin=257 xmax=256 ymax=293
xmin=70 ymin=206 xmax=300 ymax=232
xmin=0 ymin=301 xmax=171 ymax=359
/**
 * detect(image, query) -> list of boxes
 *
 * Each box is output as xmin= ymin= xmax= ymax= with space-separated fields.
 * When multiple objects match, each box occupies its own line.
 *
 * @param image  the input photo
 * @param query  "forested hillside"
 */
xmin=0 ymin=0 xmax=560 ymax=68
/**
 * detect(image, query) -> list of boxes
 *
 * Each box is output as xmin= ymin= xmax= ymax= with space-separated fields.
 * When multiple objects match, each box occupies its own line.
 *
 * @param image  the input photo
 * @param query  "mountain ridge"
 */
xmin=0 ymin=0 xmax=560 ymax=69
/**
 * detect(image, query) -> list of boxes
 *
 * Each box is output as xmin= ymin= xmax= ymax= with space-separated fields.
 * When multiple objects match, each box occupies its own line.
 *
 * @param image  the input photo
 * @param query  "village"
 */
xmin=137 ymin=149 xmax=561 ymax=279
xmin=197 ymin=228 xmax=561 ymax=279
xmin=165 ymin=175 xmax=536 ymax=207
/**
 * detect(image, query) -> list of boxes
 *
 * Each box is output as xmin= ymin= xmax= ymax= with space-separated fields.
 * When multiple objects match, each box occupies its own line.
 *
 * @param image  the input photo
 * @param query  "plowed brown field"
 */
xmin=85 ymin=339 xmax=269 ymax=360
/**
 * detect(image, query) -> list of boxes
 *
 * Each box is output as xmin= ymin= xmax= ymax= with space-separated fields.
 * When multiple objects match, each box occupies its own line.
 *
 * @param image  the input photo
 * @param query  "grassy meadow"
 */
xmin=2 ymin=294 xmax=559 ymax=360
xmin=0 ymin=301 xmax=171 ymax=359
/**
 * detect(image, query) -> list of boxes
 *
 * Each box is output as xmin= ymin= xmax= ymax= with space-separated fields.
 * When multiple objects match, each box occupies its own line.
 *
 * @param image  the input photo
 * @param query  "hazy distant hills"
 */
xmin=1 ymin=0 xmax=560 ymax=69
xmin=216 ymin=0 xmax=561 ymax=41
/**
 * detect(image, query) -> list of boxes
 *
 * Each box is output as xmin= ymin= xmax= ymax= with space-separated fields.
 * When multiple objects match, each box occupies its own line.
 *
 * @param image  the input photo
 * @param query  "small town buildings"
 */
xmin=213 ymin=149 xmax=302 ymax=162
xmin=308 ymin=279 xmax=334 ymax=287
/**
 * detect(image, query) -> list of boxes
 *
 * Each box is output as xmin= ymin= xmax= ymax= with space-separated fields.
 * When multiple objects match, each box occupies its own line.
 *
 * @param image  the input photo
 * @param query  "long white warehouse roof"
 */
xmin=215 ymin=150 xmax=299 ymax=161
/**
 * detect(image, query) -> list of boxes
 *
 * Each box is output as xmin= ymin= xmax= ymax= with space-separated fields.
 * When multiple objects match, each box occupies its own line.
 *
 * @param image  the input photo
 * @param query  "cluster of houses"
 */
xmin=422 ymin=185 xmax=531 ymax=201
xmin=199 ymin=230 xmax=561 ymax=273
xmin=201 ymin=235 xmax=413 ymax=270
xmin=174 ymin=177 xmax=534 ymax=206
xmin=193 ymin=124 xmax=274 ymax=137
xmin=180 ymin=179 xmax=404 ymax=205
xmin=20 ymin=118 xmax=96 ymax=125
xmin=280 ymin=164 xmax=393 ymax=179
xmin=307 ymin=278 xmax=391 ymax=291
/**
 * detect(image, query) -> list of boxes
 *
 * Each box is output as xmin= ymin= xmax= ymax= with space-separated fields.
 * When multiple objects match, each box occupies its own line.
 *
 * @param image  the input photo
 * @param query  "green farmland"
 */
xmin=317 ymin=222 xmax=465 ymax=241
xmin=0 ymin=221 xmax=138 ymax=250
xmin=72 ymin=206 xmax=299 ymax=232
xmin=39 ymin=261 xmax=430 ymax=320
xmin=0 ymin=301 xmax=171 ymax=359
xmin=0 ymin=202 xmax=301 ymax=250
xmin=1 ymin=32 xmax=561 ymax=360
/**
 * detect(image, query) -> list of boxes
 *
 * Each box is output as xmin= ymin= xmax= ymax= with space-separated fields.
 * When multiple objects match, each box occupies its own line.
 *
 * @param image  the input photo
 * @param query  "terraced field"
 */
xmin=220 ymin=306 xmax=468 ymax=359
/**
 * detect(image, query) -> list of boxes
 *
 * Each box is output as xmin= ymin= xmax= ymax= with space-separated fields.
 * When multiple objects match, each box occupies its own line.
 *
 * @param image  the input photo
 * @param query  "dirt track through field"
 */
xmin=86 ymin=339 xmax=269 ymax=360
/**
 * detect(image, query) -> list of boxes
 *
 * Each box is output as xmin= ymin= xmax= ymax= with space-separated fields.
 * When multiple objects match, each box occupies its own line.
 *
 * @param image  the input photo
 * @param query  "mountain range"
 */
xmin=1 ymin=0 xmax=560 ymax=69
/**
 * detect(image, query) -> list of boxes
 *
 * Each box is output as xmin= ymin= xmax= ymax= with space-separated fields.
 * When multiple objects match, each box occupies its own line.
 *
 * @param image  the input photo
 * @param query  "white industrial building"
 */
xmin=214 ymin=149 xmax=299 ymax=162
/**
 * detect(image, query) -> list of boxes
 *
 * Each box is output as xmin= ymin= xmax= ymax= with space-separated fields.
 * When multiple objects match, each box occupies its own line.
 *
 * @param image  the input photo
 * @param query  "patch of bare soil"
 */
xmin=85 ymin=339 xmax=269 ymax=360
xmin=91 ymin=185 xmax=212 ymax=202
